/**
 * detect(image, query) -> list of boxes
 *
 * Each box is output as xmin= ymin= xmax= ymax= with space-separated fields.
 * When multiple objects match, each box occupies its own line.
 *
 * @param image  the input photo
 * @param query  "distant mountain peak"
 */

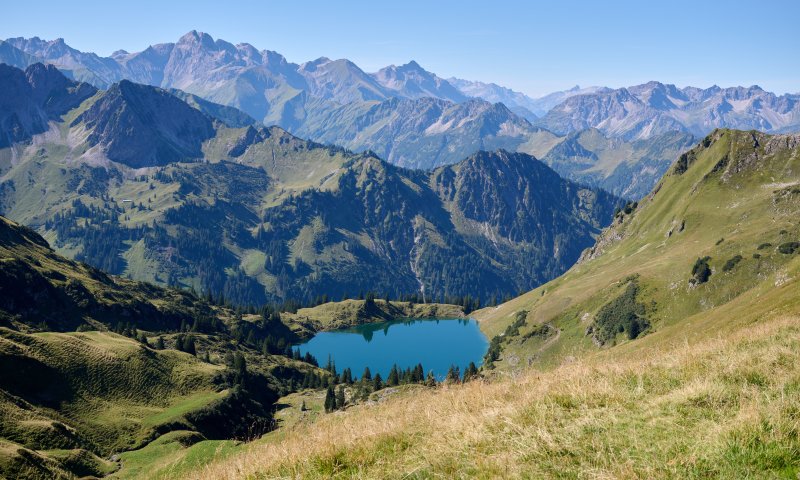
xmin=301 ymin=56 xmax=332 ymax=70
xmin=372 ymin=60 xmax=466 ymax=103
xmin=177 ymin=30 xmax=216 ymax=49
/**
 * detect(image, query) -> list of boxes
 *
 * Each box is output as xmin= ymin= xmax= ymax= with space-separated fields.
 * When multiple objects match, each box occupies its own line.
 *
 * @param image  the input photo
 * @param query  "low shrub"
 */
xmin=692 ymin=257 xmax=712 ymax=284
xmin=722 ymin=255 xmax=743 ymax=272
xmin=591 ymin=281 xmax=649 ymax=344
xmin=778 ymin=242 xmax=800 ymax=254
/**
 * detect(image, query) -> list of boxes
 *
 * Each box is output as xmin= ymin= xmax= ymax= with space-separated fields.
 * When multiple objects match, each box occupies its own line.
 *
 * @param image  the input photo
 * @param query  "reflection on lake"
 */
xmin=295 ymin=318 xmax=488 ymax=380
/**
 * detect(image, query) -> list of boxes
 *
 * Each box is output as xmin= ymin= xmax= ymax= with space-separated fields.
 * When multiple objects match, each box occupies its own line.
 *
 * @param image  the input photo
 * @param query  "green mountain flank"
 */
xmin=0 ymin=63 xmax=621 ymax=307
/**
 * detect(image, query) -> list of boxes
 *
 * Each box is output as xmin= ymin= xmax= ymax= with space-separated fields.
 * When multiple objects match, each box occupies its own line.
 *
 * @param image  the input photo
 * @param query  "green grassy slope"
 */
xmin=190 ymin=314 xmax=800 ymax=479
xmin=0 ymin=216 xmax=323 ymax=478
xmin=475 ymin=129 xmax=800 ymax=369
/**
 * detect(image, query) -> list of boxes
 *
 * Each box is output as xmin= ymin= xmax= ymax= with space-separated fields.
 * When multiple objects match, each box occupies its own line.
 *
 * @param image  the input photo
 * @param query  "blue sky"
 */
xmin=3 ymin=0 xmax=799 ymax=96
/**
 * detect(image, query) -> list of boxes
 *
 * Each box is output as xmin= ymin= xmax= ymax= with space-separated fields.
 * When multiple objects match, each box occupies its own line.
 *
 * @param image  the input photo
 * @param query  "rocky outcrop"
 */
xmin=74 ymin=80 xmax=215 ymax=167
xmin=0 ymin=63 xmax=96 ymax=147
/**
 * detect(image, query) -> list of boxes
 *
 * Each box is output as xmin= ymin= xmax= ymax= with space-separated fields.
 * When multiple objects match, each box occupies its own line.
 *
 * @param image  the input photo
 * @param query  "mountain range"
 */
xmin=0 ymin=63 xmax=620 ymax=306
xmin=2 ymin=29 xmax=800 ymax=480
xmin=536 ymin=81 xmax=800 ymax=140
xmin=2 ymin=32 xmax=798 ymax=200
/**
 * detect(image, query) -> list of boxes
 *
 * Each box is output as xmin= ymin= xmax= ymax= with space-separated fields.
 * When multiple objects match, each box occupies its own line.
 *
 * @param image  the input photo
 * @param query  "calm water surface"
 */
xmin=295 ymin=318 xmax=488 ymax=380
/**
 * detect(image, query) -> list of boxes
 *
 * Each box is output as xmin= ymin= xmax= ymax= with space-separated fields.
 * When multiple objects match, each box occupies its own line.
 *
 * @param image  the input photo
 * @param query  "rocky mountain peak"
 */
xmin=75 ymin=79 xmax=215 ymax=167
xmin=177 ymin=30 xmax=216 ymax=49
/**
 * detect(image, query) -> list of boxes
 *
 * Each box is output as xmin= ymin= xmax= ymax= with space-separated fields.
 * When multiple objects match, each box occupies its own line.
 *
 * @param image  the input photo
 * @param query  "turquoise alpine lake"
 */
xmin=295 ymin=318 xmax=488 ymax=380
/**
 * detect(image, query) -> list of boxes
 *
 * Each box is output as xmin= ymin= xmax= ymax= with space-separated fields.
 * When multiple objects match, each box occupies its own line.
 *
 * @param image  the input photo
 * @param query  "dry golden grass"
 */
xmin=188 ymin=314 xmax=800 ymax=479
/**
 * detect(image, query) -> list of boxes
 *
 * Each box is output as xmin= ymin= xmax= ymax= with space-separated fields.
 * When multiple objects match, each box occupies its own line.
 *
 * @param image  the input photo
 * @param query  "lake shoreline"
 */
xmin=294 ymin=317 xmax=488 ymax=380
xmin=282 ymin=299 xmax=466 ymax=339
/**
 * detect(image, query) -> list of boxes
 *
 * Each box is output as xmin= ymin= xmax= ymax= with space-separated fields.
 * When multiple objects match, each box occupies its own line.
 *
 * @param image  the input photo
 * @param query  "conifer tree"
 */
xmin=387 ymin=364 xmax=400 ymax=387
xmin=232 ymin=352 xmax=247 ymax=386
xmin=446 ymin=365 xmax=461 ymax=383
xmin=372 ymin=373 xmax=383 ymax=391
xmin=336 ymin=385 xmax=346 ymax=410
xmin=463 ymin=362 xmax=479 ymax=382
xmin=324 ymin=386 xmax=336 ymax=413
xmin=182 ymin=335 xmax=196 ymax=356
xmin=413 ymin=363 xmax=424 ymax=383
xmin=364 ymin=292 xmax=376 ymax=310
xmin=425 ymin=371 xmax=437 ymax=387
xmin=362 ymin=367 xmax=372 ymax=382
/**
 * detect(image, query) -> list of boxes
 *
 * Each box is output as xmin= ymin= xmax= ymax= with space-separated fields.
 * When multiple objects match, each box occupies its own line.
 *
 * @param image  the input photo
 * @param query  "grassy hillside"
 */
xmin=0 ymin=215 xmax=324 ymax=478
xmin=188 ymin=313 xmax=800 ymax=479
xmin=477 ymin=129 xmax=800 ymax=370
xmin=179 ymin=130 xmax=800 ymax=478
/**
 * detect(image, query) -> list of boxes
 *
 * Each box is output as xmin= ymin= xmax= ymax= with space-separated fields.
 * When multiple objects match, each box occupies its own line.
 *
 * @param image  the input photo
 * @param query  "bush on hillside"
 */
xmin=483 ymin=310 xmax=528 ymax=368
xmin=722 ymin=255 xmax=743 ymax=272
xmin=692 ymin=257 xmax=712 ymax=284
xmin=590 ymin=281 xmax=649 ymax=345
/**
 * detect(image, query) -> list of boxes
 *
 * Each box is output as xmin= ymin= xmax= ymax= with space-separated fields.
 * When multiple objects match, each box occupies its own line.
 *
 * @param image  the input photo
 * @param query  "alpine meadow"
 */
xmin=1 ymin=1 xmax=799 ymax=479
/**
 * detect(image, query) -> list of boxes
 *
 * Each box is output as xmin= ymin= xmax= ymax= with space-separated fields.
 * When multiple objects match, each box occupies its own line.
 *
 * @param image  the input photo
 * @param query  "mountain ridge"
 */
xmin=4 ymin=33 xmax=798 ymax=187
xmin=0 ymin=64 xmax=621 ymax=306
xmin=537 ymin=81 xmax=800 ymax=140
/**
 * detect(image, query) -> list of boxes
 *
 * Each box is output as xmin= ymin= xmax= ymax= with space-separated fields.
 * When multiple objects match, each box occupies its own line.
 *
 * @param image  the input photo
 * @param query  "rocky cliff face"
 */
xmin=436 ymin=150 xmax=616 ymax=244
xmin=0 ymin=63 xmax=96 ymax=147
xmin=74 ymin=80 xmax=215 ymax=167
xmin=295 ymin=97 xmax=540 ymax=169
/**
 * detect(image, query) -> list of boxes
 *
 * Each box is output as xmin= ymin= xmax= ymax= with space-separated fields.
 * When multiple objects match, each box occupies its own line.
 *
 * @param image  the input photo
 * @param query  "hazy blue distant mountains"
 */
xmin=536 ymin=81 xmax=800 ymax=140
xmin=0 ymin=64 xmax=620 ymax=305
xmin=291 ymin=97 xmax=542 ymax=169
xmin=374 ymin=61 xmax=467 ymax=103
xmin=446 ymin=80 xmax=608 ymax=119
xmin=5 ymin=32 xmax=799 ymax=143
xmin=525 ymin=85 xmax=612 ymax=116
xmin=2 ymin=32 xmax=470 ymax=128
xmin=540 ymin=129 xmax=696 ymax=199
xmin=3 ymin=31 xmax=798 ymax=199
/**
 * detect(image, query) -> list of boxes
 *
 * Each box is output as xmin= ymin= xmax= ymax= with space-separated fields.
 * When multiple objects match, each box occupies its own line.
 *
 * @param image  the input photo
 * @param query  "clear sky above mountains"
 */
xmin=3 ymin=0 xmax=798 ymax=96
